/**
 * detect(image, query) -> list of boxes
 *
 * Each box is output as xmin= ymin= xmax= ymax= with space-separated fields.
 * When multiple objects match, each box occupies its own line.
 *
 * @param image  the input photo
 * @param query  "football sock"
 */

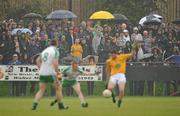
xmin=32 ymin=102 xmax=38 ymax=110
xmin=50 ymin=99 xmax=58 ymax=106
xmin=117 ymin=100 xmax=122 ymax=107
xmin=58 ymin=102 xmax=69 ymax=110
xmin=112 ymin=92 xmax=116 ymax=103
xmin=81 ymin=102 xmax=88 ymax=108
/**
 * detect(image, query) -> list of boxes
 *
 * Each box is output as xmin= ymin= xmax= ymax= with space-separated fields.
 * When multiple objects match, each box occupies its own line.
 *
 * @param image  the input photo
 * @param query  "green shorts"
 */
xmin=62 ymin=79 xmax=77 ymax=87
xmin=39 ymin=75 xmax=55 ymax=83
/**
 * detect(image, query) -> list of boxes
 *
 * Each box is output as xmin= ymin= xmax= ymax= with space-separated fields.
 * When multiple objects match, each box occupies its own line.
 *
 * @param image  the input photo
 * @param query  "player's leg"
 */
xmin=50 ymin=81 xmax=59 ymax=106
xmin=32 ymin=83 xmax=46 ymax=110
xmin=73 ymin=82 xmax=88 ymax=107
xmin=50 ymin=79 xmax=69 ymax=107
xmin=50 ymin=79 xmax=65 ymax=106
xmin=117 ymin=82 xmax=125 ymax=107
xmin=53 ymin=80 xmax=68 ymax=110
xmin=117 ymin=74 xmax=126 ymax=107
xmin=108 ymin=77 xmax=116 ymax=103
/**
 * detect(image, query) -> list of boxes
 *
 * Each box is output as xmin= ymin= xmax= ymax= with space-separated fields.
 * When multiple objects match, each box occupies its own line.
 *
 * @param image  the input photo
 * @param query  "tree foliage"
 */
xmin=0 ymin=0 xmax=157 ymax=24
xmin=0 ymin=0 xmax=51 ymax=21
xmin=96 ymin=0 xmax=157 ymax=25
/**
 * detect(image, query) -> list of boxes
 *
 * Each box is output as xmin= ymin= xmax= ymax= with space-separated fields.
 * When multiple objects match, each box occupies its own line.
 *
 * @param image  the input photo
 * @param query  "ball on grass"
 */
xmin=102 ymin=89 xmax=112 ymax=98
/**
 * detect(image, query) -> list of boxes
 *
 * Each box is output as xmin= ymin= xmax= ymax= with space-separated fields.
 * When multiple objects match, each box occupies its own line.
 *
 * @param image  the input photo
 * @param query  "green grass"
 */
xmin=0 ymin=97 xmax=180 ymax=116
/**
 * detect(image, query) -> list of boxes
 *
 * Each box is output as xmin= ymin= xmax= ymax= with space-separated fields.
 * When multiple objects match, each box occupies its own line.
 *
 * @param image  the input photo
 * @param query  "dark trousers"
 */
xmin=147 ymin=81 xmax=154 ymax=96
xmin=129 ymin=81 xmax=134 ymax=96
xmin=87 ymin=81 xmax=94 ymax=95
xmin=134 ymin=81 xmax=144 ymax=96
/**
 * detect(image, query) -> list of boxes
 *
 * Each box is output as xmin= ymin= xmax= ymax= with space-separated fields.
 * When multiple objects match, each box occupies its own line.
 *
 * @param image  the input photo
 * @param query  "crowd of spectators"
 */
xmin=1 ymin=19 xmax=180 ymax=64
xmin=0 ymin=18 xmax=180 ymax=96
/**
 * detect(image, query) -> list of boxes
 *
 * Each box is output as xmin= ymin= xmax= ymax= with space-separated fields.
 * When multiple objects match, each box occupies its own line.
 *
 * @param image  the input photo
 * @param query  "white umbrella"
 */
xmin=139 ymin=14 xmax=163 ymax=26
xmin=11 ymin=28 xmax=33 ymax=35
xmin=21 ymin=28 xmax=33 ymax=35
xmin=143 ymin=18 xmax=161 ymax=25
xmin=139 ymin=17 xmax=147 ymax=26
xmin=152 ymin=14 xmax=163 ymax=20
xmin=11 ymin=28 xmax=22 ymax=35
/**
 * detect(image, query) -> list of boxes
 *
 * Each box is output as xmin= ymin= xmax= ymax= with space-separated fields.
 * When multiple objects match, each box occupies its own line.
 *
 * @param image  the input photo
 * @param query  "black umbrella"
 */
xmin=23 ymin=13 xmax=42 ymax=19
xmin=46 ymin=10 xmax=77 ymax=20
xmin=113 ymin=13 xmax=128 ymax=21
xmin=172 ymin=18 xmax=180 ymax=24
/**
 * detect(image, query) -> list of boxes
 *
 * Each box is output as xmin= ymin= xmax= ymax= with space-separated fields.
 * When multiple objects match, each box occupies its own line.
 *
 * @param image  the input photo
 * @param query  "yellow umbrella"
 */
xmin=89 ymin=11 xmax=114 ymax=20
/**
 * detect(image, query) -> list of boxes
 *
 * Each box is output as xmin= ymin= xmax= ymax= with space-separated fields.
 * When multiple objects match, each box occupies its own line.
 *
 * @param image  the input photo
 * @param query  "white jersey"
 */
xmin=39 ymin=46 xmax=59 ymax=76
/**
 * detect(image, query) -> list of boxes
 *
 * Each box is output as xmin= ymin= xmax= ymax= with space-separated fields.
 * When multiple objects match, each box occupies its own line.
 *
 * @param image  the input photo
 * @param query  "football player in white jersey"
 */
xmin=32 ymin=40 xmax=68 ymax=110
xmin=50 ymin=59 xmax=88 ymax=108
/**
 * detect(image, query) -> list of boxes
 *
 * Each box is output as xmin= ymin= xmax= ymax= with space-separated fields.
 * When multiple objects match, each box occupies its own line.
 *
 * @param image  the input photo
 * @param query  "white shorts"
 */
xmin=110 ymin=73 xmax=126 ymax=84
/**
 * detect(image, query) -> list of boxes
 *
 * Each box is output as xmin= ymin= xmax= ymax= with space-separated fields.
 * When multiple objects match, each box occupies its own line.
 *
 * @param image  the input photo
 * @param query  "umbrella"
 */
xmin=139 ymin=14 xmax=163 ymax=26
xmin=172 ymin=18 xmax=180 ymax=24
xmin=143 ymin=18 xmax=161 ymax=25
xmin=21 ymin=28 xmax=33 ymax=34
xmin=89 ymin=11 xmax=114 ymax=20
xmin=152 ymin=14 xmax=163 ymax=20
xmin=46 ymin=10 xmax=77 ymax=20
xmin=23 ymin=13 xmax=42 ymax=19
xmin=113 ymin=13 xmax=128 ymax=22
xmin=11 ymin=28 xmax=33 ymax=35
xmin=11 ymin=28 xmax=22 ymax=35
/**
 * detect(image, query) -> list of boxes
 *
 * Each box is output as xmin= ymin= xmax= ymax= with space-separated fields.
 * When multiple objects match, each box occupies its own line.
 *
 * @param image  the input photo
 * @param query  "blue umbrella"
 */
xmin=46 ymin=10 xmax=77 ymax=20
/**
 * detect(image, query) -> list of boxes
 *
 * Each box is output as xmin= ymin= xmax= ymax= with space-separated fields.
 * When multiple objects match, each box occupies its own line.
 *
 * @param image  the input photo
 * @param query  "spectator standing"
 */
xmin=92 ymin=25 xmax=103 ymax=54
xmin=8 ymin=53 xmax=22 ymax=96
xmin=81 ymin=39 xmax=90 ymax=58
xmin=122 ymin=29 xmax=130 ymax=43
xmin=97 ymin=39 xmax=111 ymax=63
xmin=67 ymin=27 xmax=76 ymax=52
xmin=71 ymin=39 xmax=83 ymax=64
xmin=143 ymin=30 xmax=152 ymax=53
xmin=87 ymin=56 xmax=96 ymax=95
xmin=27 ymin=39 xmax=41 ymax=94
xmin=123 ymin=41 xmax=132 ymax=53
xmin=27 ymin=39 xmax=41 ymax=60
xmin=58 ymin=35 xmax=69 ymax=59
xmin=131 ymin=27 xmax=143 ymax=51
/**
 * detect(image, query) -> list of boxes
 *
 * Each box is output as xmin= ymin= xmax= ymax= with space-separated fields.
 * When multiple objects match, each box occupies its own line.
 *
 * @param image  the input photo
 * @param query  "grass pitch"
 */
xmin=0 ymin=97 xmax=180 ymax=116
